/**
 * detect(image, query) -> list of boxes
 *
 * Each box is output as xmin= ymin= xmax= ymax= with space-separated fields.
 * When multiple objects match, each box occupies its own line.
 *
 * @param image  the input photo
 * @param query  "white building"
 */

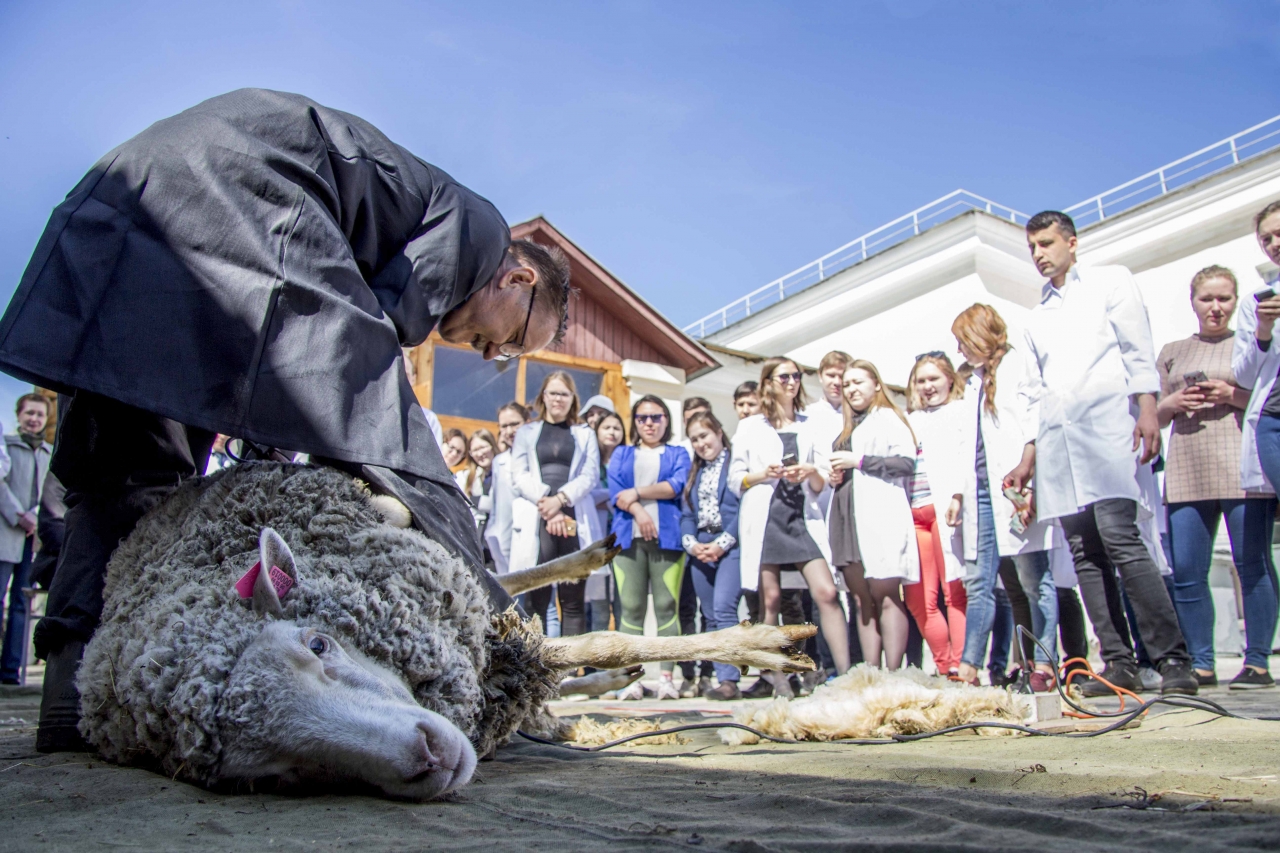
xmin=685 ymin=117 xmax=1280 ymax=435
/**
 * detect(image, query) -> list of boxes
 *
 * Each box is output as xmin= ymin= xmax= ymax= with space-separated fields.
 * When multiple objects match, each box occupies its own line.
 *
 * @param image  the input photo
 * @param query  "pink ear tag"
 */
xmin=235 ymin=561 xmax=294 ymax=600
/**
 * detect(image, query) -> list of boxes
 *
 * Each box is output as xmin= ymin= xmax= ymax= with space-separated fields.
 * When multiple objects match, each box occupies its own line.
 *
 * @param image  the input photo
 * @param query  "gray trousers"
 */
xmin=1059 ymin=499 xmax=1189 ymax=667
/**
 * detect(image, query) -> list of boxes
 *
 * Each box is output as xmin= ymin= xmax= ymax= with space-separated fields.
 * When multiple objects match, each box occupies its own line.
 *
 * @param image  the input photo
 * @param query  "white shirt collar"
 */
xmin=1041 ymin=265 xmax=1081 ymax=305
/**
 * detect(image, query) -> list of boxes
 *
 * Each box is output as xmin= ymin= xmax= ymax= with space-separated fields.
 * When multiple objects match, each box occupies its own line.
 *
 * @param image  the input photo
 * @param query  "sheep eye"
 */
xmin=308 ymin=636 xmax=328 ymax=656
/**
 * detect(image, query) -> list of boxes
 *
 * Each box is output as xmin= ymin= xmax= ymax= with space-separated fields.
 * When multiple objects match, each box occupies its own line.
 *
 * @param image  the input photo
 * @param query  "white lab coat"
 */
xmin=823 ymin=407 xmax=919 ymax=582
xmin=728 ymin=413 xmax=833 ymax=592
xmin=509 ymin=421 xmax=601 ymax=572
xmin=1018 ymin=265 xmax=1162 ymax=520
xmin=956 ymin=348 xmax=1060 ymax=558
xmin=1232 ymin=279 xmax=1280 ymax=494
xmin=804 ymin=399 xmax=844 ymax=518
xmin=907 ymin=404 xmax=967 ymax=582
xmin=485 ymin=451 xmax=517 ymax=574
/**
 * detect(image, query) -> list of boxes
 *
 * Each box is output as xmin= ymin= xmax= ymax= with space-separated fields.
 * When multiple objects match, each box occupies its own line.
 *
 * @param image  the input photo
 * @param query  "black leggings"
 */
xmin=534 ymin=512 xmax=585 ymax=637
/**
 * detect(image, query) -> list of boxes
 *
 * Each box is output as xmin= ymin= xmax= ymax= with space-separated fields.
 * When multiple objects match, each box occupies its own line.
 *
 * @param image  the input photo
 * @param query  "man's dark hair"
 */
xmin=15 ymin=393 xmax=49 ymax=416
xmin=733 ymin=380 xmax=758 ymax=401
xmin=682 ymin=397 xmax=711 ymax=414
xmin=509 ymin=239 xmax=572 ymax=344
xmin=497 ymin=401 xmax=529 ymax=421
xmin=1025 ymin=210 xmax=1076 ymax=238
xmin=1255 ymin=200 xmax=1280 ymax=232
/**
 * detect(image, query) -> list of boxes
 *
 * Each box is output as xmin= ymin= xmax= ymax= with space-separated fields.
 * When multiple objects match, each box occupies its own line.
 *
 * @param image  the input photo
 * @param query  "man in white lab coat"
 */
xmin=1006 ymin=210 xmax=1196 ymax=697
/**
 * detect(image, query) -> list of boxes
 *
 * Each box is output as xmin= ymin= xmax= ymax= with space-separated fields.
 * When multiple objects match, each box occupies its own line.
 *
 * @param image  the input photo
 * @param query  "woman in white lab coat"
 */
xmin=951 ymin=304 xmax=1061 ymax=690
xmin=903 ymin=352 xmax=968 ymax=675
xmin=510 ymin=372 xmax=601 ymax=636
xmin=825 ymin=360 xmax=918 ymax=670
xmin=730 ymin=356 xmax=850 ymax=677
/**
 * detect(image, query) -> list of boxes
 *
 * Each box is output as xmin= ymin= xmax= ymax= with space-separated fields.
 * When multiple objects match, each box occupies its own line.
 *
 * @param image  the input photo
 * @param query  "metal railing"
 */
xmin=683 ymin=190 xmax=1027 ymax=338
xmin=1064 ymin=114 xmax=1280 ymax=227
xmin=685 ymin=113 xmax=1280 ymax=339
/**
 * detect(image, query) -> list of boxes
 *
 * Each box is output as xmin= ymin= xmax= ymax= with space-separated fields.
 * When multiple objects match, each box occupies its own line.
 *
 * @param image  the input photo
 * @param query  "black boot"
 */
xmin=36 ymin=641 xmax=90 ymax=753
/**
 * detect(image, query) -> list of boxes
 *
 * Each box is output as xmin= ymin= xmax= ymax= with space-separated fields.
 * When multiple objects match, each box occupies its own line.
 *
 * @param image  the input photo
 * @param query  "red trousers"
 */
xmin=903 ymin=504 xmax=967 ymax=673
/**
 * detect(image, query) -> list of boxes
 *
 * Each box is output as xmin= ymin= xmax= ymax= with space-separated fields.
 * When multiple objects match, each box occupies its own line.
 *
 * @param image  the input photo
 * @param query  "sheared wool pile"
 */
xmin=566 ymin=716 xmax=690 ymax=746
xmin=721 ymin=665 xmax=1024 ymax=744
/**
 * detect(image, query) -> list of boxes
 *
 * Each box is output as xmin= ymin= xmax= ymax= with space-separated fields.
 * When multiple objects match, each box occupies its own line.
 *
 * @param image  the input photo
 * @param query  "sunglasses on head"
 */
xmin=635 ymin=413 xmax=666 ymax=424
xmin=772 ymin=371 xmax=803 ymax=384
xmin=915 ymin=351 xmax=946 ymax=362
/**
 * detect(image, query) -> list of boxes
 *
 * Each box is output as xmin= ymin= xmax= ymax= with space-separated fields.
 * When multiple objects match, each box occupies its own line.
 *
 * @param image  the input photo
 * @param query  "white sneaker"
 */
xmin=617 ymin=680 xmax=645 ymax=701
xmin=1138 ymin=666 xmax=1162 ymax=692
xmin=656 ymin=677 xmax=680 ymax=700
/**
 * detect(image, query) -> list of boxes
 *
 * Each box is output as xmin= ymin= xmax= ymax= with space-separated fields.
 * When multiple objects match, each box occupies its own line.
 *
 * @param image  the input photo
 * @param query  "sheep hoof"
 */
xmin=369 ymin=495 xmax=412 ymax=528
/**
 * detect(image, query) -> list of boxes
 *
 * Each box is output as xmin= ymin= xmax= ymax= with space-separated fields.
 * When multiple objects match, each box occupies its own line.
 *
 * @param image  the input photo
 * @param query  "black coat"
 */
xmin=0 ymin=89 xmax=512 ymax=594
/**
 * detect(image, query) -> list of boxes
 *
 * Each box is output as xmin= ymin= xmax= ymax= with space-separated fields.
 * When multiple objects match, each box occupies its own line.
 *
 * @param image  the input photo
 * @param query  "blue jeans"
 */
xmin=688 ymin=532 xmax=742 ymax=683
xmin=987 ymin=587 xmax=1013 ymax=677
xmin=1168 ymin=499 xmax=1279 ymax=671
xmin=961 ymin=482 xmax=1000 ymax=669
xmin=1012 ymin=549 xmax=1058 ymax=665
xmin=0 ymin=538 xmax=34 ymax=683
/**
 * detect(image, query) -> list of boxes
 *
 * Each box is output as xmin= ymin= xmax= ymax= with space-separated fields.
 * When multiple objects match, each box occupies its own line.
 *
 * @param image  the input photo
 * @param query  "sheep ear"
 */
xmin=253 ymin=528 xmax=298 ymax=618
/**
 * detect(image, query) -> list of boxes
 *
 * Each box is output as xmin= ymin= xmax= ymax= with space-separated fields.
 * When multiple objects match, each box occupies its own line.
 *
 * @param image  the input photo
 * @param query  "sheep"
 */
xmin=77 ymin=462 xmax=816 ymax=800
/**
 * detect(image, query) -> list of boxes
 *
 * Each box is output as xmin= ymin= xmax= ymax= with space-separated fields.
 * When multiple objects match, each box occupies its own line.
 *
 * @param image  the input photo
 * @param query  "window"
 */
xmin=431 ymin=346 xmax=518 ymax=422
xmin=525 ymin=360 xmax=603 ymax=404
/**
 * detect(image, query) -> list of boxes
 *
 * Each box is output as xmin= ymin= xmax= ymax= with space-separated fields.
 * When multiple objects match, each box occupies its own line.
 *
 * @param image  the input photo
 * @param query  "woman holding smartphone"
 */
xmin=1159 ymin=265 xmax=1276 ymax=689
xmin=731 ymin=357 xmax=850 ymax=687
xmin=511 ymin=373 xmax=602 ymax=638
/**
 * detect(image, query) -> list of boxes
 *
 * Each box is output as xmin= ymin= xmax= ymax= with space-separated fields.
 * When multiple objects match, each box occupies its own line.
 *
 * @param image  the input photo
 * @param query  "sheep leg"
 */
xmin=540 ymin=622 xmax=818 ymax=673
xmin=498 ymin=534 xmax=621 ymax=596
xmin=558 ymin=665 xmax=644 ymax=697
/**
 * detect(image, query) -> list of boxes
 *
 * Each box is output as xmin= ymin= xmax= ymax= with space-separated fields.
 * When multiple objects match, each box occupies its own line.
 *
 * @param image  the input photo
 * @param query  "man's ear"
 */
xmin=499 ymin=262 xmax=537 ymax=291
xmin=253 ymin=528 xmax=299 ymax=618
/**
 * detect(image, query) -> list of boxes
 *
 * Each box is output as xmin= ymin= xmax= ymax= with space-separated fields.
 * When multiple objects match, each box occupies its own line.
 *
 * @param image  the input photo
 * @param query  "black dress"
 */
xmin=828 ymin=434 xmax=860 ymax=568
xmin=531 ymin=420 xmax=585 ymax=635
xmin=760 ymin=431 xmax=823 ymax=567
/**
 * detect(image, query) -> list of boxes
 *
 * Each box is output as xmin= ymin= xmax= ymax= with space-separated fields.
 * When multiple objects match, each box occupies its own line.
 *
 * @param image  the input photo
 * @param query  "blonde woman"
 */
xmin=730 ymin=357 xmax=850 ymax=686
xmin=903 ymin=353 xmax=968 ymax=675
xmin=826 ymin=360 xmax=918 ymax=669
xmin=952 ymin=304 xmax=1061 ymax=690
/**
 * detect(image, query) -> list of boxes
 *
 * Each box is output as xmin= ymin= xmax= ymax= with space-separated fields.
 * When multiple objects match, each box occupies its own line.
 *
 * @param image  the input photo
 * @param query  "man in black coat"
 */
xmin=0 ymin=89 xmax=572 ymax=751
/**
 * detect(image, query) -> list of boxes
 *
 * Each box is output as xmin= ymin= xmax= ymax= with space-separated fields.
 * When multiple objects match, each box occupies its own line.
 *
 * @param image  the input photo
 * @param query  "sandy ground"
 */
xmin=1 ymin=672 xmax=1279 ymax=852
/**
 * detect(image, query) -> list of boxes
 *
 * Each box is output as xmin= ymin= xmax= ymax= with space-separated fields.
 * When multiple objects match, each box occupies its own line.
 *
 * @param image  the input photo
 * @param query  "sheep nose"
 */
xmin=416 ymin=721 xmax=451 ymax=771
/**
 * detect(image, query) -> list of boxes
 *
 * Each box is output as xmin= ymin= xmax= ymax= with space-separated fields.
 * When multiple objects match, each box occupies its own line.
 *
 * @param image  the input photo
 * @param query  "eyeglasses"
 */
xmin=635 ymin=413 xmax=667 ymax=424
xmin=915 ymin=351 xmax=946 ymax=362
xmin=772 ymin=371 xmax=803 ymax=384
xmin=544 ymin=390 xmax=573 ymax=399
xmin=495 ymin=284 xmax=537 ymax=362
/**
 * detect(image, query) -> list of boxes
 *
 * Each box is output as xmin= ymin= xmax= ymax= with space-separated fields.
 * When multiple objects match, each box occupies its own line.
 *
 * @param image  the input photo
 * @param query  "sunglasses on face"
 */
xmin=915 ymin=351 xmax=946 ymax=362
xmin=635 ymin=413 xmax=666 ymax=425
xmin=772 ymin=371 xmax=803 ymax=384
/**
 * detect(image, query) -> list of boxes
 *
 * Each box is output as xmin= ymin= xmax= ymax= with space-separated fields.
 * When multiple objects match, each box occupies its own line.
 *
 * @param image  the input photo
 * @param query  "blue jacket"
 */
xmin=608 ymin=444 xmax=690 ymax=551
xmin=679 ymin=452 xmax=740 ymax=546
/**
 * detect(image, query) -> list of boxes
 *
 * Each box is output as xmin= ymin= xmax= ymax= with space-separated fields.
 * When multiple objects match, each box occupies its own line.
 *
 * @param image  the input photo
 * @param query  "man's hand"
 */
xmin=632 ymin=507 xmax=657 ymax=541
xmin=1258 ymin=295 xmax=1280 ymax=341
xmin=1003 ymin=443 xmax=1036 ymax=493
xmin=17 ymin=512 xmax=36 ymax=536
xmin=1133 ymin=393 xmax=1162 ymax=464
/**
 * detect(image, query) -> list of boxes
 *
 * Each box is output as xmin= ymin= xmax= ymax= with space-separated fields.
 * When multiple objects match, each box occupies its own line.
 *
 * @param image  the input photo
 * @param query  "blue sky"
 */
xmin=1 ymin=1 xmax=1279 ymax=421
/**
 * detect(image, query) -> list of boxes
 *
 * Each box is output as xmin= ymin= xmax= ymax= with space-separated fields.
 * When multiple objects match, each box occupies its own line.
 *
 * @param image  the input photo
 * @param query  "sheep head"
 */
xmin=213 ymin=528 xmax=477 ymax=800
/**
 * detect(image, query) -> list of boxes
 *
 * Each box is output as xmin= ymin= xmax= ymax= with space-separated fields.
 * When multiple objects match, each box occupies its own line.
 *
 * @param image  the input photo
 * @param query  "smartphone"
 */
xmin=1255 ymin=288 xmax=1276 ymax=303
xmin=780 ymin=452 xmax=799 ymax=467
xmin=1182 ymin=370 xmax=1208 ymax=387
xmin=563 ymin=517 xmax=577 ymax=538
xmin=1002 ymin=486 xmax=1028 ymax=510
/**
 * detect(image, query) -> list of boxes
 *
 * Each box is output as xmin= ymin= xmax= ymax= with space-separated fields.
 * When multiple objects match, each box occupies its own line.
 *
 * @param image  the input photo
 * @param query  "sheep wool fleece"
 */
xmin=76 ymin=462 xmax=559 ymax=785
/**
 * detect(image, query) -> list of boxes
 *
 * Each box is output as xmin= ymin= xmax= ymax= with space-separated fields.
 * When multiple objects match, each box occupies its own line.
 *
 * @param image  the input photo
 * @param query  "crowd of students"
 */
xmin=439 ymin=202 xmax=1280 ymax=701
